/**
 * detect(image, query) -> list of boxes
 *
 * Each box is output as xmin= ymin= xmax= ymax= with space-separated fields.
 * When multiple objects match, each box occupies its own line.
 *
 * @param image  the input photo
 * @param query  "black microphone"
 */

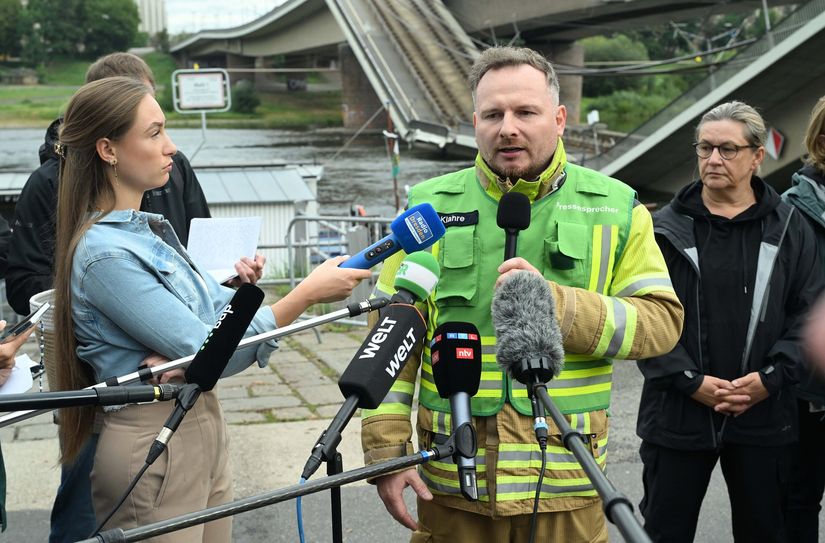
xmin=497 ymin=191 xmax=531 ymax=261
xmin=0 ymin=384 xmax=181 ymax=411
xmin=492 ymin=271 xmax=564 ymax=447
xmin=145 ymin=284 xmax=265 ymax=465
xmin=301 ymin=253 xmax=439 ymax=480
xmin=430 ymin=322 xmax=482 ymax=501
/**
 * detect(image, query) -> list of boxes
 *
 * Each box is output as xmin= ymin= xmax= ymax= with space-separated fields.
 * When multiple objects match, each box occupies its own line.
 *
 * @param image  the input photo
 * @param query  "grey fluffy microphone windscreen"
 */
xmin=491 ymin=271 xmax=564 ymax=384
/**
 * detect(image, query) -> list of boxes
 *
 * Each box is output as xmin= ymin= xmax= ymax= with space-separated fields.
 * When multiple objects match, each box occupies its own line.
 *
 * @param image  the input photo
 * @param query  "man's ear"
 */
xmin=96 ymin=137 xmax=116 ymax=164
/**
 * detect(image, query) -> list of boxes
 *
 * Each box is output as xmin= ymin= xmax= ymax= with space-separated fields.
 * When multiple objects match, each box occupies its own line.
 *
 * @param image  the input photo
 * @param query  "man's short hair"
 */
xmin=85 ymin=52 xmax=156 ymax=89
xmin=468 ymin=46 xmax=559 ymax=106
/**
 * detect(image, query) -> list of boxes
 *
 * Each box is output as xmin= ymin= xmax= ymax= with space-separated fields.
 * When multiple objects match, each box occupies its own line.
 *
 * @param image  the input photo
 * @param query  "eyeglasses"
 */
xmin=693 ymin=142 xmax=758 ymax=160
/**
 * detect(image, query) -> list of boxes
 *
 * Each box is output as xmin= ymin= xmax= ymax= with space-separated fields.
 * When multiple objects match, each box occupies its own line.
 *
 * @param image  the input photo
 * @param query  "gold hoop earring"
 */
xmin=110 ymin=159 xmax=119 ymax=185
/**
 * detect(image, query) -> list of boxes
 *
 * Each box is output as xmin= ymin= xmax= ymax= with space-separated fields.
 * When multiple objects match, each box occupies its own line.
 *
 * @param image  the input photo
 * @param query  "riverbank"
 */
xmin=0 ymin=85 xmax=345 ymax=129
xmin=0 ymin=53 xmax=345 ymax=129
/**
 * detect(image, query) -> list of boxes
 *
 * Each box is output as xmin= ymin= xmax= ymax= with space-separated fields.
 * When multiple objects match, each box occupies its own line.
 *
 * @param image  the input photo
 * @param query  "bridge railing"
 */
xmin=593 ymin=0 xmax=825 ymax=169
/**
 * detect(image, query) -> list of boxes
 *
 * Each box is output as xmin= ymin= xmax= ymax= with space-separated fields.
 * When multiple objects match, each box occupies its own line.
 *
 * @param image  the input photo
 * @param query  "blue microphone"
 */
xmin=339 ymin=203 xmax=446 ymax=269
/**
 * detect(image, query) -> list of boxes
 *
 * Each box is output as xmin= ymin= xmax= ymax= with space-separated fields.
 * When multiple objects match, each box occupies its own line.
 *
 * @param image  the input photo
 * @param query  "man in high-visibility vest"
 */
xmin=361 ymin=46 xmax=684 ymax=541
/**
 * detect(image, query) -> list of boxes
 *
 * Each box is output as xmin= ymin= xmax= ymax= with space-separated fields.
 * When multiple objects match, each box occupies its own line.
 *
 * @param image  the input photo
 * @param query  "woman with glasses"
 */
xmin=782 ymin=95 xmax=825 ymax=543
xmin=635 ymin=101 xmax=824 ymax=542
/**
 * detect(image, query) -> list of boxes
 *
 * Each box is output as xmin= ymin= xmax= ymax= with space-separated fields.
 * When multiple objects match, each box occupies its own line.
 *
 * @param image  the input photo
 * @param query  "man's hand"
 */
xmin=690 ymin=375 xmax=734 ymax=408
xmin=495 ymin=258 xmax=541 ymax=289
xmin=142 ymin=353 xmax=185 ymax=385
xmin=375 ymin=469 xmax=433 ymax=530
xmin=227 ymin=254 xmax=266 ymax=287
xmin=0 ymin=320 xmax=35 ymax=386
xmin=713 ymin=371 xmax=769 ymax=416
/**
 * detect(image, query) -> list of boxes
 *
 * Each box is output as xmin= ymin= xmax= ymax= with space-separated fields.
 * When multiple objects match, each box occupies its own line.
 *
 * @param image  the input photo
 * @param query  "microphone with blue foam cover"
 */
xmin=339 ymin=203 xmax=446 ymax=269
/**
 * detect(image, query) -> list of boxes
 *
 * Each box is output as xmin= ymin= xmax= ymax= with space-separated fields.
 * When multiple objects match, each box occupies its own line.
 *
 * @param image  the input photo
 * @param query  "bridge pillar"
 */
xmin=224 ymin=53 xmax=255 ymax=85
xmin=339 ymin=43 xmax=387 ymax=129
xmin=535 ymin=41 xmax=584 ymax=125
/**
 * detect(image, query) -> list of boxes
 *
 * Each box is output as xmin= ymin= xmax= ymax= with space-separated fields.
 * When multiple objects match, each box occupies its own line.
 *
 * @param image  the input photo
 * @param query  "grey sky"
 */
xmin=166 ymin=0 xmax=284 ymax=35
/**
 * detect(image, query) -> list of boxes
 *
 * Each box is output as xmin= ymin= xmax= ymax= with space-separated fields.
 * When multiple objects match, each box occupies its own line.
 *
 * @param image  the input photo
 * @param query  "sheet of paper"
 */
xmin=0 ymin=354 xmax=37 ymax=395
xmin=187 ymin=217 xmax=262 ymax=283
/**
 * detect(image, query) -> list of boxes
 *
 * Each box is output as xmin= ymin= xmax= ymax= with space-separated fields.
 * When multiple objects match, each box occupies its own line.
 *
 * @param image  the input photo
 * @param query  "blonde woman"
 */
xmin=52 ymin=76 xmax=369 ymax=541
xmin=783 ymin=95 xmax=825 ymax=543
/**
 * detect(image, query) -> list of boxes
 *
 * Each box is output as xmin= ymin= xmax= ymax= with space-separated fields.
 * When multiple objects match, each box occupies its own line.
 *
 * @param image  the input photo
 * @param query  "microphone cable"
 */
xmin=91 ymin=461 xmax=153 ymax=536
xmin=296 ymin=477 xmax=307 ymax=543
xmin=529 ymin=387 xmax=549 ymax=543
xmin=529 ymin=445 xmax=548 ymax=543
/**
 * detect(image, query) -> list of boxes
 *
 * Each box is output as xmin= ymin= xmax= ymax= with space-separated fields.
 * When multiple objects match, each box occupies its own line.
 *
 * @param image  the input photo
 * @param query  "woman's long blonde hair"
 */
xmin=54 ymin=77 xmax=151 ymax=463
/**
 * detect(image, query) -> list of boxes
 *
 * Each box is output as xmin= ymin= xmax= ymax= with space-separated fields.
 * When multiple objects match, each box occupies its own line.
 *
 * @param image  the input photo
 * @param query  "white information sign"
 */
xmin=172 ymin=68 xmax=231 ymax=114
xmin=178 ymin=72 xmax=226 ymax=109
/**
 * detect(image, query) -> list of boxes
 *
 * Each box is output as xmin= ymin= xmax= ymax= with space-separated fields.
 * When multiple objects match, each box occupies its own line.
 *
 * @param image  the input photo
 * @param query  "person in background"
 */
xmin=781 ymin=94 xmax=825 ymax=542
xmin=363 ymin=46 xmax=683 ymax=542
xmin=0 ymin=219 xmax=37 ymax=529
xmin=0 ymin=320 xmax=35 ymax=533
xmin=636 ymin=101 xmax=823 ymax=542
xmin=52 ymin=76 xmax=370 ymax=541
xmin=5 ymin=51 xmax=264 ymax=318
xmin=3 ymin=52 xmax=262 ymax=543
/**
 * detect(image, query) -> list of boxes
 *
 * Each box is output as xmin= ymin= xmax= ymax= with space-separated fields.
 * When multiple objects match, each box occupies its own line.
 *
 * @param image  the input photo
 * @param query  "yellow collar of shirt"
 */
xmin=476 ymin=138 xmax=568 ymax=203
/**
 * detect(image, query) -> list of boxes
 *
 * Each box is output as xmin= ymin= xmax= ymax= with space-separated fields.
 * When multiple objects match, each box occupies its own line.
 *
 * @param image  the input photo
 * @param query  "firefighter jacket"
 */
xmin=361 ymin=145 xmax=683 ymax=516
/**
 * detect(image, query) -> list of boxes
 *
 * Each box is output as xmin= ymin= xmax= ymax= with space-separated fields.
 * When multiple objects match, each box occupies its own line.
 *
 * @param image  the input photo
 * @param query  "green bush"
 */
xmin=231 ymin=80 xmax=260 ymax=114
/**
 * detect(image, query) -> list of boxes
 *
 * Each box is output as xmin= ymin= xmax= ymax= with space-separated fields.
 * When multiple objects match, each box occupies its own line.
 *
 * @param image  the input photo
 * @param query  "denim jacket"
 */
xmin=71 ymin=209 xmax=277 ymax=382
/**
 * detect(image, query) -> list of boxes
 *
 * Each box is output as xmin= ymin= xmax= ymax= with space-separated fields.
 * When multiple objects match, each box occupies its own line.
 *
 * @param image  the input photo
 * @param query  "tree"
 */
xmin=25 ymin=0 xmax=86 ymax=56
xmin=81 ymin=0 xmax=139 ymax=57
xmin=581 ymin=34 xmax=650 ymax=96
xmin=0 ymin=0 xmax=22 ymax=58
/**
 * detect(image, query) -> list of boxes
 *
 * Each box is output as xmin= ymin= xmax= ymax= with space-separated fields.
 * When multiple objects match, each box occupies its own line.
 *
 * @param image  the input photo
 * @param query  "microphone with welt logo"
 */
xmin=497 ymin=191 xmax=532 ymax=261
xmin=430 ymin=321 xmax=482 ymax=501
xmin=339 ymin=203 xmax=446 ymax=269
xmin=145 ymin=284 xmax=265 ymax=465
xmin=301 ymin=252 xmax=439 ymax=480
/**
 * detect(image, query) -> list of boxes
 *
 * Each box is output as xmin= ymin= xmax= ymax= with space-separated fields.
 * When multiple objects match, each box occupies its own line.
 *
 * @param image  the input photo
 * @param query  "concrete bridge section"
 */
xmin=172 ymin=1 xmax=796 ymax=149
xmin=171 ymin=0 xmax=820 ymax=192
xmin=592 ymin=0 xmax=825 ymax=197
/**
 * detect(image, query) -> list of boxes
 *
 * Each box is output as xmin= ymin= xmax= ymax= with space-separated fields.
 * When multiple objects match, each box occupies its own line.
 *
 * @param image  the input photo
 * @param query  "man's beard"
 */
xmin=492 ymin=157 xmax=551 ymax=183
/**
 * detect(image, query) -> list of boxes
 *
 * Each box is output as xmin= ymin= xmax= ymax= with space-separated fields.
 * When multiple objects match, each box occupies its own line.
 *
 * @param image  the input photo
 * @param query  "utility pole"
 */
xmin=761 ymin=0 xmax=775 ymax=49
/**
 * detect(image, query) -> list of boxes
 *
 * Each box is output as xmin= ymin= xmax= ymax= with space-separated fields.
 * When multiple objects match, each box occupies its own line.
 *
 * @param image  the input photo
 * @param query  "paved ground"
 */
xmin=2 ymin=327 xmax=824 ymax=542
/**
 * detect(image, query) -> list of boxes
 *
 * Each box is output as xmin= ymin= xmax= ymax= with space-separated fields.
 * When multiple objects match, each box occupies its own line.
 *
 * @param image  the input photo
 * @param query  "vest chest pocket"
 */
xmin=434 ymin=225 xmax=478 ymax=306
xmin=544 ymin=222 xmax=590 ymax=288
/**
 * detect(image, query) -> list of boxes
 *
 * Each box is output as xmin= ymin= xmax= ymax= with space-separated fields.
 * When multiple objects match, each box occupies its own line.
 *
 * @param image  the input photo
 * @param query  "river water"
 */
xmin=0 ymin=127 xmax=472 ymax=218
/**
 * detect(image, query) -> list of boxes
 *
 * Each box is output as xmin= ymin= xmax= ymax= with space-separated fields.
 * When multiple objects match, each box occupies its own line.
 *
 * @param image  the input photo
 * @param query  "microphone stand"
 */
xmin=531 ymin=377 xmax=651 ymax=543
xmin=301 ymin=395 xmax=359 ymax=543
xmin=0 ymin=297 xmax=389 ymax=428
xmin=77 ymin=424 xmax=477 ymax=543
xmin=0 ymin=384 xmax=180 ymax=411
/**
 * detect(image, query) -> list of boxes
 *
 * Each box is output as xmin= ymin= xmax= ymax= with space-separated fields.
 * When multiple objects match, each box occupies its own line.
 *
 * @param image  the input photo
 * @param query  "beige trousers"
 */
xmin=91 ymin=390 xmax=233 ymax=543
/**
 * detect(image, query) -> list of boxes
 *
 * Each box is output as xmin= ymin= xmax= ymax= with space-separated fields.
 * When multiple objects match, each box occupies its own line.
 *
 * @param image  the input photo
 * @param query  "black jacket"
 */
xmin=0 ymin=214 xmax=10 ymax=280
xmin=5 ymin=118 xmax=212 ymax=315
xmin=636 ymin=178 xmax=824 ymax=450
